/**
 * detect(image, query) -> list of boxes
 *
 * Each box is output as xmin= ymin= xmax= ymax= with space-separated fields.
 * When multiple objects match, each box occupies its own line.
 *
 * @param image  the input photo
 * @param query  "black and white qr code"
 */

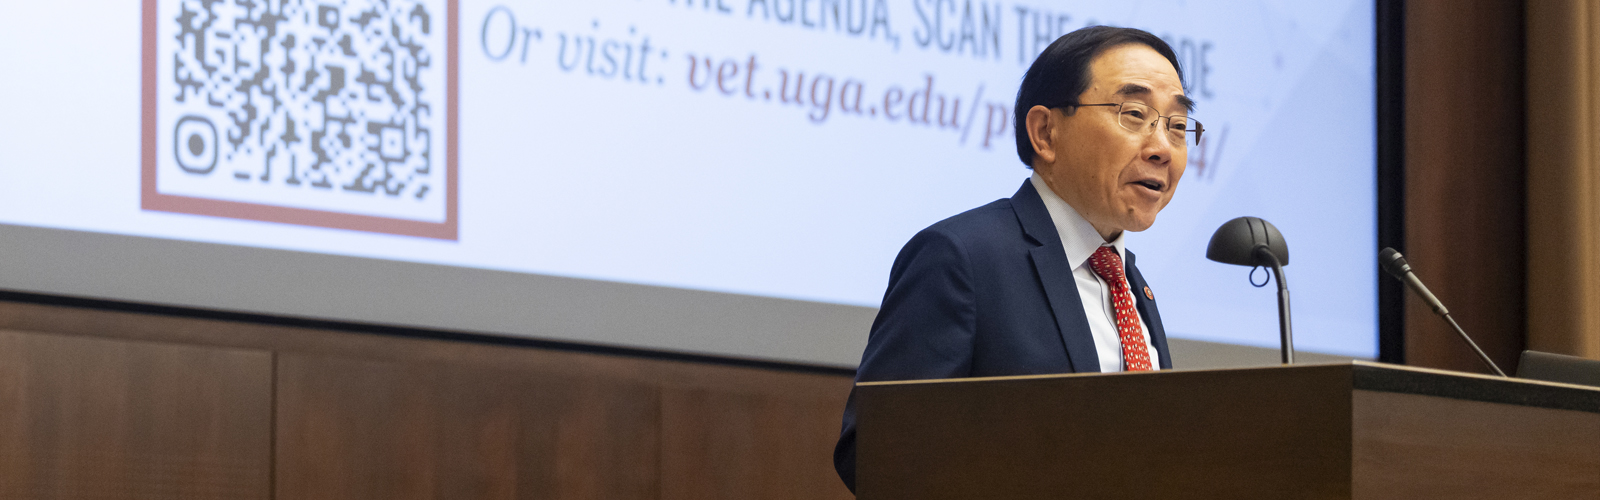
xmin=149 ymin=0 xmax=453 ymax=231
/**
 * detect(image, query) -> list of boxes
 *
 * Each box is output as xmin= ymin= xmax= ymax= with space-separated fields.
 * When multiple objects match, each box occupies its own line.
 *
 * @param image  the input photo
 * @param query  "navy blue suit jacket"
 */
xmin=833 ymin=180 xmax=1173 ymax=493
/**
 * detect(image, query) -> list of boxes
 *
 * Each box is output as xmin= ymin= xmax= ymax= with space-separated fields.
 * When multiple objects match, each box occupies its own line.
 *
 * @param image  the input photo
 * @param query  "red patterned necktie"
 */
xmin=1087 ymin=246 xmax=1154 ymax=371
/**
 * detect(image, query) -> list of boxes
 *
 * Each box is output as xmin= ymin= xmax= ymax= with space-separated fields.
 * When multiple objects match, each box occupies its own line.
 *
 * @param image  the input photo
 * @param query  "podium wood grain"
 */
xmin=1351 ymin=391 xmax=1600 ymax=499
xmin=856 ymin=363 xmax=1600 ymax=500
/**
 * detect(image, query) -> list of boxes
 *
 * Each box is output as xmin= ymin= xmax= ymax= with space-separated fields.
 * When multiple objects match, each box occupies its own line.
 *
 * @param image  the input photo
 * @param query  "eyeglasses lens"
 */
xmin=1115 ymin=102 xmax=1200 ymax=146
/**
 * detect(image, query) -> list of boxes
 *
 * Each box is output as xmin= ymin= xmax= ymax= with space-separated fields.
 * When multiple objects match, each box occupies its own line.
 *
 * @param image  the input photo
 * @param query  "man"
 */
xmin=834 ymin=26 xmax=1198 ymax=493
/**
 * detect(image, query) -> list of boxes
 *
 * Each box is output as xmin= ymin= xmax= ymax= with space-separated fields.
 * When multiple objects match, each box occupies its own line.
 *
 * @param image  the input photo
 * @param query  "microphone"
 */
xmin=1378 ymin=248 xmax=1507 ymax=377
xmin=1206 ymin=216 xmax=1295 ymax=364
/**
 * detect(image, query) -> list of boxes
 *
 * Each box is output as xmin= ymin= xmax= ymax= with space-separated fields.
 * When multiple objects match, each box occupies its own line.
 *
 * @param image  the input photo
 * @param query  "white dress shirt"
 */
xmin=1029 ymin=173 xmax=1159 ymax=372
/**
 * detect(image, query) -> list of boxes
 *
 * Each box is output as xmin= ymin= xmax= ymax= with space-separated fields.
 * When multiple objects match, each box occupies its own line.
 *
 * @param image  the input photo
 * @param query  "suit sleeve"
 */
xmin=834 ymin=226 xmax=978 ymax=493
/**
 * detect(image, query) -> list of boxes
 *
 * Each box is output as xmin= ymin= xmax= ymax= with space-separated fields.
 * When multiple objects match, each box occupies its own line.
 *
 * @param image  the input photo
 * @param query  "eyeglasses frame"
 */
xmin=1050 ymin=102 xmax=1204 ymax=146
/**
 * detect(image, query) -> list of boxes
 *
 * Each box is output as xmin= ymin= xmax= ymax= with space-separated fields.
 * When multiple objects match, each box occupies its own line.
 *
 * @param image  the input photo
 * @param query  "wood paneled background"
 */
xmin=0 ymin=329 xmax=272 ymax=499
xmin=0 ymin=299 xmax=855 ymax=499
xmin=1402 ymin=0 xmax=1528 ymax=374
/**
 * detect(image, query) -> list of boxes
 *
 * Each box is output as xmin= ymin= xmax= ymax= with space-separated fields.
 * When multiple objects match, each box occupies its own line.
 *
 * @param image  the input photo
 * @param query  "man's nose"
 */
xmin=1142 ymin=123 xmax=1176 ymax=164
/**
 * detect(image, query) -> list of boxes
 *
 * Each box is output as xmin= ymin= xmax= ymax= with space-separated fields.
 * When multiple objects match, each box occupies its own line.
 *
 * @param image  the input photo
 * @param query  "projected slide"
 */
xmin=0 ymin=0 xmax=1376 ymax=361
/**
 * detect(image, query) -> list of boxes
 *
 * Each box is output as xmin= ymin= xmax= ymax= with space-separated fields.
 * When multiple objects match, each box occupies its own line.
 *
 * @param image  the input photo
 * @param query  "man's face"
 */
xmin=1037 ymin=44 xmax=1189 ymax=239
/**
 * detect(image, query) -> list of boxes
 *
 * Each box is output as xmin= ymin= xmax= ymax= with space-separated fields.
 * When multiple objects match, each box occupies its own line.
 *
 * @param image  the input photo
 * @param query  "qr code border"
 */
xmin=139 ymin=0 xmax=460 ymax=241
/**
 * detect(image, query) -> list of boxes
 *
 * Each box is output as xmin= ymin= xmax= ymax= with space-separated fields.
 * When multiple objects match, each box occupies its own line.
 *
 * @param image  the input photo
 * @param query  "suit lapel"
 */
xmin=1125 ymin=251 xmax=1173 ymax=369
xmin=1012 ymin=181 xmax=1101 ymax=373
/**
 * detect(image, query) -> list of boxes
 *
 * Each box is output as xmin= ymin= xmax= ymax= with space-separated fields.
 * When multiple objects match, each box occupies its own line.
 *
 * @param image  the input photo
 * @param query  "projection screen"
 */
xmin=0 ymin=0 xmax=1376 ymax=367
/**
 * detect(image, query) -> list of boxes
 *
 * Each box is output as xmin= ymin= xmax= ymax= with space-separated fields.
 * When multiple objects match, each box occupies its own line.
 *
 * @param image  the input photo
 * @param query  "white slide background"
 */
xmin=0 ymin=0 xmax=1376 ymax=363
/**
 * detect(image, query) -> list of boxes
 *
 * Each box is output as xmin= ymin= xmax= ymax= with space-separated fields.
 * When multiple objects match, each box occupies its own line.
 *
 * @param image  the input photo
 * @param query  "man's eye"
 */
xmin=1169 ymin=121 xmax=1189 ymax=131
xmin=1123 ymin=110 xmax=1147 ymax=120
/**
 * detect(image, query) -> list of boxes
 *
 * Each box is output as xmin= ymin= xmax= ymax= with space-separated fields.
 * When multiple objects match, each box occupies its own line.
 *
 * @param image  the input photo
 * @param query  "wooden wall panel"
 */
xmin=1525 ymin=0 xmax=1600 ymax=360
xmin=0 ymin=329 xmax=272 ymax=499
xmin=0 ymin=300 xmax=853 ymax=402
xmin=660 ymin=388 xmax=853 ymax=500
xmin=0 ymin=300 xmax=856 ymax=500
xmin=275 ymin=353 xmax=660 ymax=500
xmin=1404 ymin=0 xmax=1527 ymax=373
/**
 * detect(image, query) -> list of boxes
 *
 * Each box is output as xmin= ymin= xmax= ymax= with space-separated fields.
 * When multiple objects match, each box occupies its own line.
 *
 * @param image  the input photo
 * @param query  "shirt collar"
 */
xmin=1029 ymin=172 xmax=1126 ymax=270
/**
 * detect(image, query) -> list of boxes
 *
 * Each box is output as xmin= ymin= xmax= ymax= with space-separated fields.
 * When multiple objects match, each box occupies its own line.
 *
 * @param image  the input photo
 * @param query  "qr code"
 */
xmin=145 ymin=0 xmax=456 ymax=238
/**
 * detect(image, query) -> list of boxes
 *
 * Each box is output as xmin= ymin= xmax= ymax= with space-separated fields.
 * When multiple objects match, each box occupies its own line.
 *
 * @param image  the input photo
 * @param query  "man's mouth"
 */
xmin=1133 ymin=179 xmax=1165 ymax=193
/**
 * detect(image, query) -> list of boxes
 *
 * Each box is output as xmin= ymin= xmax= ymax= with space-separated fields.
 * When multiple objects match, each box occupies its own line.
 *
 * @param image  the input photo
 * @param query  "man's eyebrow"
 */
xmin=1176 ymin=94 xmax=1196 ymax=114
xmin=1115 ymin=83 xmax=1196 ymax=114
xmin=1114 ymin=83 xmax=1152 ymax=98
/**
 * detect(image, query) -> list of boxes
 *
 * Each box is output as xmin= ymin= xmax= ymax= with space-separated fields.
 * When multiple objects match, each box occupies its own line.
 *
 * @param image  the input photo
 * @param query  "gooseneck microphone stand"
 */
xmin=1254 ymin=244 xmax=1294 ymax=365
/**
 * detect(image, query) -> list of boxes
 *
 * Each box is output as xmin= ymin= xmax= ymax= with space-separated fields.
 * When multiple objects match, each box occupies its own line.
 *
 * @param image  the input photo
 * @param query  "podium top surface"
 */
xmin=858 ymin=361 xmax=1600 ymax=414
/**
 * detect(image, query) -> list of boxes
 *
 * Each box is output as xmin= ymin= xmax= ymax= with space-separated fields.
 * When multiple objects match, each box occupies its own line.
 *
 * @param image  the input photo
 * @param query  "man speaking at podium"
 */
xmin=834 ymin=26 xmax=1200 ymax=492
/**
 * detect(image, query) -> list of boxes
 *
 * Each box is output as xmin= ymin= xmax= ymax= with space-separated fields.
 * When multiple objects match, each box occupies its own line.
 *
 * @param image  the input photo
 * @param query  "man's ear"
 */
xmin=1024 ymin=105 xmax=1057 ymax=167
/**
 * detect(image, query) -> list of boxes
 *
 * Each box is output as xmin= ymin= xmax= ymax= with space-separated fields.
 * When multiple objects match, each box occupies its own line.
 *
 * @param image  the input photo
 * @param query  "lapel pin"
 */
xmin=1144 ymin=286 xmax=1154 ymax=300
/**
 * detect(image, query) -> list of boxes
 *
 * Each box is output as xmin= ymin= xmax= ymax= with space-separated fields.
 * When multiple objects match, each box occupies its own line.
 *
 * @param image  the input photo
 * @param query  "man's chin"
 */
xmin=1118 ymin=213 xmax=1159 ymax=233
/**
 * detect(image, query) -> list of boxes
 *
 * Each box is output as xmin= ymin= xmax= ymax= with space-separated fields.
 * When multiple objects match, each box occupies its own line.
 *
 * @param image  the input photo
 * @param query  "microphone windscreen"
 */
xmin=1378 ymin=247 xmax=1409 ymax=277
xmin=1206 ymin=216 xmax=1289 ymax=267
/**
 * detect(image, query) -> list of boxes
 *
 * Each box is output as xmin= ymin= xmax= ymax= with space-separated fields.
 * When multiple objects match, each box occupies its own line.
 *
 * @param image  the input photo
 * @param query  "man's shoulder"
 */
xmin=911 ymin=197 xmax=1026 ymax=252
xmin=925 ymin=196 xmax=1015 ymax=230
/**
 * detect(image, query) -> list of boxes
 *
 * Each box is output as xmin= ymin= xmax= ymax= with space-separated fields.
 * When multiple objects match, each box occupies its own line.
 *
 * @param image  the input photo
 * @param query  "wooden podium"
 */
xmin=854 ymin=362 xmax=1600 ymax=499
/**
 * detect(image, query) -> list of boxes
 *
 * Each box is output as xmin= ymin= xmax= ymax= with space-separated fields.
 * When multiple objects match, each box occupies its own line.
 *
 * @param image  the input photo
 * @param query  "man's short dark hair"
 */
xmin=1014 ymin=26 xmax=1184 ymax=168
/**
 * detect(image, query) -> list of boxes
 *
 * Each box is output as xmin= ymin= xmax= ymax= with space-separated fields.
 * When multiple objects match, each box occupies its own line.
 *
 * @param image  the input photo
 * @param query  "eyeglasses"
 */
xmin=1053 ymin=101 xmax=1204 ymax=146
